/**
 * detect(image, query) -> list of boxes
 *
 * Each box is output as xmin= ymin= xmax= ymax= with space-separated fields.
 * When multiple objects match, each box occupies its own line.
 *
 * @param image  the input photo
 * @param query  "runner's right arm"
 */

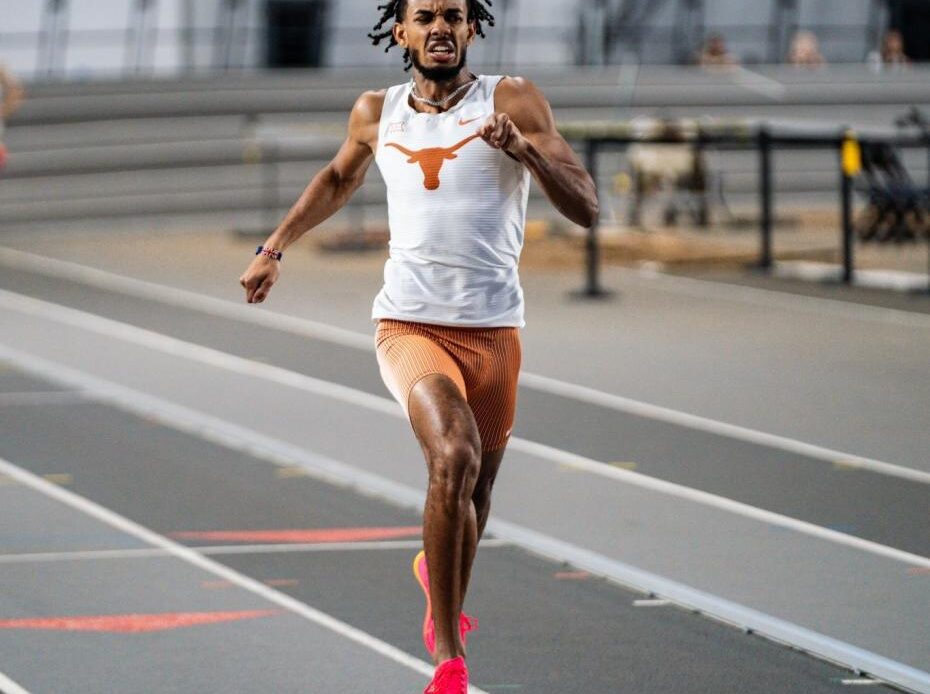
xmin=240 ymin=90 xmax=384 ymax=304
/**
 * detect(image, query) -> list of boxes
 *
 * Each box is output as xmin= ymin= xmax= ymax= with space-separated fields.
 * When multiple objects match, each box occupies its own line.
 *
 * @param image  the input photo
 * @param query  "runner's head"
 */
xmin=369 ymin=0 xmax=494 ymax=79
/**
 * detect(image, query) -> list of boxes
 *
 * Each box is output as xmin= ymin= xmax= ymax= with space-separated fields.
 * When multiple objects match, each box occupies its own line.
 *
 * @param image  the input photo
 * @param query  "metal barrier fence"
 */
xmin=558 ymin=119 xmax=930 ymax=295
xmin=3 ymin=80 xmax=928 ymax=295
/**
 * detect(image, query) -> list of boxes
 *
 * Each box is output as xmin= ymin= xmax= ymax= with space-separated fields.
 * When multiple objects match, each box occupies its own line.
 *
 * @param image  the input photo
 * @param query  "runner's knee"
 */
xmin=428 ymin=438 xmax=481 ymax=504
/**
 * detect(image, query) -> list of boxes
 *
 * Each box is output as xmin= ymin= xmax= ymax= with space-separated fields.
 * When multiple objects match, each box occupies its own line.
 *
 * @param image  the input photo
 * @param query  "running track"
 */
xmin=0 ymin=230 xmax=927 ymax=693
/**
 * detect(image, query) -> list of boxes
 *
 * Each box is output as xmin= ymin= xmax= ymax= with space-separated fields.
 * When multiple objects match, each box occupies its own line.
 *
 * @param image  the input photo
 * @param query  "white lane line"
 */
xmin=0 ymin=349 xmax=925 ymax=694
xmin=0 ymin=459 xmax=483 ymax=692
xmin=0 ymin=391 xmax=93 ymax=407
xmin=0 ymin=288 xmax=397 ymax=416
xmin=0 ymin=670 xmax=32 ymax=694
xmin=0 ymin=246 xmax=373 ymax=350
xmin=1 ymin=297 xmax=928 ymax=569
xmin=0 ymin=246 xmax=925 ymax=486
xmin=6 ymin=242 xmax=930 ymax=332
xmin=511 ymin=436 xmax=930 ymax=568
xmin=517 ymin=372 xmax=930 ymax=486
xmin=0 ymin=539 xmax=511 ymax=565
xmin=198 ymin=538 xmax=511 ymax=556
xmin=0 ymin=547 xmax=169 ymax=563
xmin=483 ymin=516 xmax=930 ymax=694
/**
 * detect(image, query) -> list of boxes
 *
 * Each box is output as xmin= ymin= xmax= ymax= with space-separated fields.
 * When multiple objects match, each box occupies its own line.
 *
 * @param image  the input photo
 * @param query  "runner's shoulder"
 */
xmin=494 ymin=76 xmax=551 ymax=129
xmin=494 ymin=76 xmax=546 ymax=104
xmin=351 ymin=89 xmax=387 ymax=127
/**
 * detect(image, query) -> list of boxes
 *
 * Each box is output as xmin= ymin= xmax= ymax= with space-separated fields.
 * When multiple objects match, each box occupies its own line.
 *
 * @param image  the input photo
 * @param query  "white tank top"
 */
xmin=371 ymin=75 xmax=530 ymax=328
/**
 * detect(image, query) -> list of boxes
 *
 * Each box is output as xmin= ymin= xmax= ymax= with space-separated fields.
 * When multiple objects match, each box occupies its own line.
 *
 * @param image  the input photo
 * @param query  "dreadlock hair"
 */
xmin=369 ymin=1 xmax=494 ymax=71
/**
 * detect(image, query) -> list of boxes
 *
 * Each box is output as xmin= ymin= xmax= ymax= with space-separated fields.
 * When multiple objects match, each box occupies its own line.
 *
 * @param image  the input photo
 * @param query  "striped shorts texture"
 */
xmin=375 ymin=319 xmax=522 ymax=453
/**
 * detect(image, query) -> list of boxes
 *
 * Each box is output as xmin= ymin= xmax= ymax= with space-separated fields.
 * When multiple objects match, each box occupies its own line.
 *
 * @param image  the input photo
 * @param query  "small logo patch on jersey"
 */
xmin=387 ymin=121 xmax=406 ymax=134
xmin=458 ymin=115 xmax=482 ymax=126
xmin=385 ymin=134 xmax=481 ymax=190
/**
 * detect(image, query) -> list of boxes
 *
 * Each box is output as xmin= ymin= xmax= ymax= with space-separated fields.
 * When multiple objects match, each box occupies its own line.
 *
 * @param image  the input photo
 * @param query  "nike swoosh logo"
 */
xmin=458 ymin=116 xmax=482 ymax=126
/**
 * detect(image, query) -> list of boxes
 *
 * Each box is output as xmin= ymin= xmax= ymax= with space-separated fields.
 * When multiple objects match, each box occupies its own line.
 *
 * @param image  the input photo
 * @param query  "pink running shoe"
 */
xmin=412 ymin=550 xmax=478 ymax=657
xmin=424 ymin=656 xmax=468 ymax=694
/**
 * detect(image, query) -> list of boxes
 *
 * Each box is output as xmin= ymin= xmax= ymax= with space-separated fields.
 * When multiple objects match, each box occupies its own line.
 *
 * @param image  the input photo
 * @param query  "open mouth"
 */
xmin=426 ymin=42 xmax=456 ymax=63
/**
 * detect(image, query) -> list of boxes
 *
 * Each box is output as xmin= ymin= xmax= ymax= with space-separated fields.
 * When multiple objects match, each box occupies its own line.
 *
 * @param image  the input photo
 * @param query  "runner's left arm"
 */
xmin=0 ymin=67 xmax=24 ymax=119
xmin=478 ymin=77 xmax=598 ymax=228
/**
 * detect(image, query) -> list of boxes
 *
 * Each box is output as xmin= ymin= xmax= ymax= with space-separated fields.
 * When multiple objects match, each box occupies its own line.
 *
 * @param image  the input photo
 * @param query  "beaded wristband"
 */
xmin=255 ymin=246 xmax=283 ymax=261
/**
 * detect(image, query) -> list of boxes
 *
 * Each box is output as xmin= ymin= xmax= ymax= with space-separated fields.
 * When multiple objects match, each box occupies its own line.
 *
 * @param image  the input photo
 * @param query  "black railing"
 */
xmin=558 ymin=120 xmax=930 ymax=295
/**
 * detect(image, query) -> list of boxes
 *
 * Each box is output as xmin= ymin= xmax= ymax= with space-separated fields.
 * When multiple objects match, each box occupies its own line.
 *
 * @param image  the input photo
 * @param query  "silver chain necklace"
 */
xmin=410 ymin=76 xmax=477 ymax=108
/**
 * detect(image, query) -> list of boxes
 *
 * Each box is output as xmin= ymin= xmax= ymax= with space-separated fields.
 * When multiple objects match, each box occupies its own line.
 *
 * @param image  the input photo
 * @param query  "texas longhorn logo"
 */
xmin=385 ymin=134 xmax=481 ymax=190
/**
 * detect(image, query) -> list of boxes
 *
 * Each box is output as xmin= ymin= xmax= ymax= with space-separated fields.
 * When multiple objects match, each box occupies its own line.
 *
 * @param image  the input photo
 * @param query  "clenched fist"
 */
xmin=477 ymin=113 xmax=529 ymax=158
xmin=239 ymin=255 xmax=280 ymax=304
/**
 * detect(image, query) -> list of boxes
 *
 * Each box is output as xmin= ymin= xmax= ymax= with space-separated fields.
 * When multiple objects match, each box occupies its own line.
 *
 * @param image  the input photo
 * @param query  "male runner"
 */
xmin=239 ymin=2 xmax=597 ymax=691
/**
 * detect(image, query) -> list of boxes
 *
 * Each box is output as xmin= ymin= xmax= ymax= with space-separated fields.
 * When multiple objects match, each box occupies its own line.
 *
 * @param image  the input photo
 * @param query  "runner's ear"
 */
xmin=393 ymin=22 xmax=407 ymax=49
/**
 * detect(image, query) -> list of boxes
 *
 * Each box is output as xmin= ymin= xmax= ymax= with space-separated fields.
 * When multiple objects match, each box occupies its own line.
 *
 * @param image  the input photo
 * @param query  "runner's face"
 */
xmin=395 ymin=0 xmax=476 ymax=81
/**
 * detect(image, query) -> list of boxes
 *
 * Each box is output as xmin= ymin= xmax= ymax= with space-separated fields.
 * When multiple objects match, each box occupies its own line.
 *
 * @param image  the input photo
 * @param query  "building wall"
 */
xmin=0 ymin=0 xmax=183 ymax=78
xmin=0 ymin=0 xmax=890 ymax=80
xmin=626 ymin=0 xmax=881 ymax=64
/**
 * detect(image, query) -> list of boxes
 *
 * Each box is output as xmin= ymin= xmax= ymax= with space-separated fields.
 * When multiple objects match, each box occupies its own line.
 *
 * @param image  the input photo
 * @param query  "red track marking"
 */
xmin=554 ymin=570 xmax=592 ymax=580
xmin=0 ymin=610 xmax=281 ymax=632
xmin=906 ymin=567 xmax=930 ymax=575
xmin=169 ymin=526 xmax=423 ymax=543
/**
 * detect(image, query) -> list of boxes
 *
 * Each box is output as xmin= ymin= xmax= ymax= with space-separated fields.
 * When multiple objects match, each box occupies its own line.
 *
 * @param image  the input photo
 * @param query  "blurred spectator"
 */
xmin=869 ymin=29 xmax=911 ymax=68
xmin=626 ymin=119 xmax=710 ymax=229
xmin=787 ymin=30 xmax=825 ymax=68
xmin=697 ymin=33 xmax=739 ymax=69
xmin=0 ymin=64 xmax=25 ymax=171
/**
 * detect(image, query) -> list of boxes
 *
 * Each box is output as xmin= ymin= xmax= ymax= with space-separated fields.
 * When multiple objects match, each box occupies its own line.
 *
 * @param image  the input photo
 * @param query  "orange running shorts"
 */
xmin=375 ymin=319 xmax=522 ymax=453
